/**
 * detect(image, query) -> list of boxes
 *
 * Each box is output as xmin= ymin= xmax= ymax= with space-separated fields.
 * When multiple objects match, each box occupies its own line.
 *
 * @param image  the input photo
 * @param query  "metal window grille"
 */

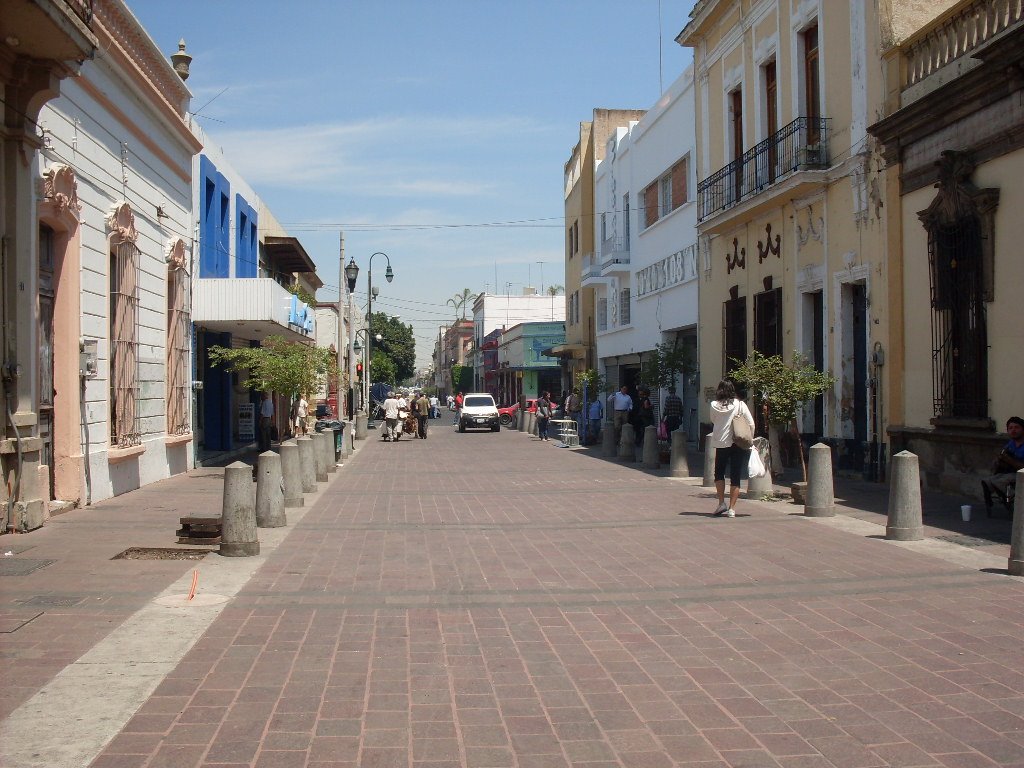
xmin=928 ymin=216 xmax=988 ymax=418
xmin=166 ymin=265 xmax=192 ymax=436
xmin=110 ymin=238 xmax=141 ymax=448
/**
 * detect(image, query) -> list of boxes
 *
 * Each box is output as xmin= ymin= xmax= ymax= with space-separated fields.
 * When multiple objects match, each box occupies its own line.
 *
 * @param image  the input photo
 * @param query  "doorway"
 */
xmin=38 ymin=224 xmax=56 ymax=501
xmin=840 ymin=282 xmax=868 ymax=471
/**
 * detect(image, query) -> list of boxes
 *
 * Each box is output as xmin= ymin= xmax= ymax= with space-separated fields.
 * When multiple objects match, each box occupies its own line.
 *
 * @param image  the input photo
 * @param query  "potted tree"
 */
xmin=729 ymin=351 xmax=834 ymax=503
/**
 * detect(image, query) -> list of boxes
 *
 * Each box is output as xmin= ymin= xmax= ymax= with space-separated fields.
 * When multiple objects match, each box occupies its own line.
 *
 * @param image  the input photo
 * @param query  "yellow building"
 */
xmin=558 ymin=110 xmax=645 ymax=389
xmin=870 ymin=0 xmax=1024 ymax=497
xmin=678 ymin=0 xmax=904 ymax=476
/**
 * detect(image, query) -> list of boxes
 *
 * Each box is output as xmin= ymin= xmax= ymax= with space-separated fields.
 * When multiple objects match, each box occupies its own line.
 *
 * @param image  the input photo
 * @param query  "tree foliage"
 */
xmin=370 ymin=350 xmax=396 ymax=387
xmin=729 ymin=351 xmax=834 ymax=426
xmin=639 ymin=339 xmax=695 ymax=390
xmin=369 ymin=311 xmax=415 ymax=384
xmin=447 ymin=288 xmax=477 ymax=319
xmin=546 ymin=284 xmax=564 ymax=296
xmin=450 ymin=363 xmax=472 ymax=393
xmin=208 ymin=336 xmax=339 ymax=397
xmin=574 ymin=368 xmax=609 ymax=398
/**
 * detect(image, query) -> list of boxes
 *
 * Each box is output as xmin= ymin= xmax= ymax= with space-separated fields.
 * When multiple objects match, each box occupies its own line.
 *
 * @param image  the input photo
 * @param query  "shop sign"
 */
xmin=238 ymin=402 xmax=255 ymax=441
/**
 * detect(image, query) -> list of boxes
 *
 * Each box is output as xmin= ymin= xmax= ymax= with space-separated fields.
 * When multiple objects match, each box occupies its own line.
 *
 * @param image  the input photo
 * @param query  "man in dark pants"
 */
xmin=416 ymin=393 xmax=430 ymax=438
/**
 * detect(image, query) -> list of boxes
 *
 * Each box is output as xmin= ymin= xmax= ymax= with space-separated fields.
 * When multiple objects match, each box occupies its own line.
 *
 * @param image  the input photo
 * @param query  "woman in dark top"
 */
xmin=536 ymin=392 xmax=552 ymax=442
xmin=635 ymin=388 xmax=655 ymax=444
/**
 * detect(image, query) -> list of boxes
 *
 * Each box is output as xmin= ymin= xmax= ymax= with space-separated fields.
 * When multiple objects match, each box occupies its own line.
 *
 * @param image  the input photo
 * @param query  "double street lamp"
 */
xmin=343 ymin=252 xmax=394 ymax=425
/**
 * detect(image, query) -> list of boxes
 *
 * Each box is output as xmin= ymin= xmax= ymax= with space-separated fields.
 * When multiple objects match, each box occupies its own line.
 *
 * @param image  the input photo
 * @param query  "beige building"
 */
xmin=678 ymin=0 xmax=921 ymax=477
xmin=870 ymin=0 xmax=1024 ymax=497
xmin=557 ymin=110 xmax=645 ymax=390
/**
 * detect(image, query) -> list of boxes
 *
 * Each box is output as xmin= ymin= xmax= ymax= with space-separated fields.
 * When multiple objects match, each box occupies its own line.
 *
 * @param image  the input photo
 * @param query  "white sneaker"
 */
xmin=726 ymin=509 xmax=736 ymax=518
xmin=713 ymin=501 xmax=728 ymax=516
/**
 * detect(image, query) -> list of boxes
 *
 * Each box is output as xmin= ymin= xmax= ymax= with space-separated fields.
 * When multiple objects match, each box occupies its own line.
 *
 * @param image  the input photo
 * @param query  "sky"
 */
xmin=130 ymin=0 xmax=698 ymax=369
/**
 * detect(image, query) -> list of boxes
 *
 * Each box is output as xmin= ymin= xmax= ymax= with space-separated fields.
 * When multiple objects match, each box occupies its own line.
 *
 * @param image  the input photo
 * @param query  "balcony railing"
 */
xmin=697 ymin=117 xmax=830 ymax=221
xmin=600 ymin=236 xmax=629 ymax=261
xmin=581 ymin=253 xmax=602 ymax=281
xmin=903 ymin=0 xmax=1022 ymax=89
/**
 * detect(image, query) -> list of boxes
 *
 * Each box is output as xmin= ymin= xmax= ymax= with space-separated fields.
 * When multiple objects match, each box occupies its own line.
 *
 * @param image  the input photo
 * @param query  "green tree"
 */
xmin=574 ymin=368 xmax=609 ymax=399
xmin=729 ymin=351 xmax=835 ymax=482
xmin=370 ymin=350 xmax=396 ymax=387
xmin=639 ymin=339 xmax=695 ymax=391
xmin=369 ymin=311 xmax=415 ymax=383
xmin=546 ymin=284 xmax=564 ymax=296
xmin=450 ymin=363 xmax=472 ymax=393
xmin=447 ymin=288 xmax=477 ymax=319
xmin=208 ymin=335 xmax=339 ymax=398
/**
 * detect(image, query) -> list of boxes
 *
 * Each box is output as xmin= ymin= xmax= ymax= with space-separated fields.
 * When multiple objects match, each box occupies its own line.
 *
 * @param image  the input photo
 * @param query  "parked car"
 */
xmin=497 ymin=398 xmax=540 ymax=426
xmin=457 ymin=393 xmax=501 ymax=432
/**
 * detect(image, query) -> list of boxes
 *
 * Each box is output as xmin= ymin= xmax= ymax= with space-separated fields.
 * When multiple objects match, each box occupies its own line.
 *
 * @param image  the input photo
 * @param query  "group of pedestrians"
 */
xmin=381 ymin=391 xmax=439 ymax=442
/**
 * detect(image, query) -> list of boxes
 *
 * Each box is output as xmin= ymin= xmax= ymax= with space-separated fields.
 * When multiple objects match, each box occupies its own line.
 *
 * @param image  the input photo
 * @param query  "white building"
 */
xmin=587 ymin=67 xmax=701 ymax=438
xmin=31 ymin=1 xmax=201 ymax=511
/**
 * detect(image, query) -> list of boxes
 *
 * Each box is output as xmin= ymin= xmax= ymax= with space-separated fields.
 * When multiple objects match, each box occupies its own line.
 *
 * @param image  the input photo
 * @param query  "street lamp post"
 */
xmin=365 ymin=252 xmax=394 ymax=427
xmin=343 ymin=256 xmax=360 ymax=418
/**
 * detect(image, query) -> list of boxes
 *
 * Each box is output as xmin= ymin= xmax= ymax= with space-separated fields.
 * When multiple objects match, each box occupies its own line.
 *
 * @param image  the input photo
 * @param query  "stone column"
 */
xmin=804 ymin=443 xmax=835 ymax=517
xmin=642 ymin=426 xmax=659 ymax=469
xmin=312 ymin=433 xmax=329 ymax=482
xmin=355 ymin=413 xmax=368 ymax=440
xmin=702 ymin=434 xmax=716 ymax=488
xmin=297 ymin=436 xmax=317 ymax=493
xmin=618 ymin=424 xmax=636 ymax=462
xmin=255 ymin=450 xmax=286 ymax=528
xmin=279 ymin=440 xmax=304 ymax=508
xmin=323 ymin=430 xmax=338 ymax=473
xmin=1008 ymin=469 xmax=1024 ymax=576
xmin=886 ymin=450 xmax=924 ymax=541
xmin=220 ymin=461 xmax=259 ymax=556
xmin=669 ymin=429 xmax=689 ymax=477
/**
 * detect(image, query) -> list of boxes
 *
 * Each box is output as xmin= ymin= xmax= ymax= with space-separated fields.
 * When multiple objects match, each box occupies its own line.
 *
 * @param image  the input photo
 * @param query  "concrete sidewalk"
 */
xmin=2 ymin=426 xmax=1023 ymax=768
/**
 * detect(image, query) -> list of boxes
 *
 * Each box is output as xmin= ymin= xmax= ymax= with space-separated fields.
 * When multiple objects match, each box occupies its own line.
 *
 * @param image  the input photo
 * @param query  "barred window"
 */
xmin=108 ymin=203 xmax=141 ymax=448
xmin=167 ymin=240 xmax=191 ymax=436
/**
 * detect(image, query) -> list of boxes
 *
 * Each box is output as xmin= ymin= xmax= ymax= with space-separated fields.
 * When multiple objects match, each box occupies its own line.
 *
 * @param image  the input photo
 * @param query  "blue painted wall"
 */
xmin=235 ymin=194 xmax=258 ymax=278
xmin=198 ymin=155 xmax=231 ymax=278
xmin=201 ymin=331 xmax=232 ymax=451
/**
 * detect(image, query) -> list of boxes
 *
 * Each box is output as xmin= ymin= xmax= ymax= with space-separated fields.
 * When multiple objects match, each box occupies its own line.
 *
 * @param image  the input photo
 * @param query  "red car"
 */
xmin=497 ymin=399 xmax=540 ymax=426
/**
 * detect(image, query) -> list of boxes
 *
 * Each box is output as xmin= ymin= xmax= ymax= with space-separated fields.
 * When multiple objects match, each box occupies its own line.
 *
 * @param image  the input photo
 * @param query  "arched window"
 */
xmin=107 ymin=203 xmax=141 ymax=448
xmin=166 ymin=239 xmax=191 ymax=436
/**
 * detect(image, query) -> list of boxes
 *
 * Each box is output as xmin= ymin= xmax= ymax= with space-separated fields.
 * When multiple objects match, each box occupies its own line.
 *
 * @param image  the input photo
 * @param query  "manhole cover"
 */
xmin=17 ymin=594 xmax=86 ymax=607
xmin=0 ymin=558 xmax=56 ymax=576
xmin=934 ymin=534 xmax=1007 ymax=548
xmin=112 ymin=547 xmax=210 ymax=560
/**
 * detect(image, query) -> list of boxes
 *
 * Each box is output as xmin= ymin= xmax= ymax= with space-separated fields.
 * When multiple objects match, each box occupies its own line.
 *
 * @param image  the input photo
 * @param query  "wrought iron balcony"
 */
xmin=697 ymin=117 xmax=831 ymax=221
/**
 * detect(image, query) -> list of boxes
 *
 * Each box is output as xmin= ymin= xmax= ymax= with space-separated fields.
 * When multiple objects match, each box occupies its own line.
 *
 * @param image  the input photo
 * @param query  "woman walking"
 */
xmin=708 ymin=379 xmax=755 ymax=517
xmin=536 ymin=392 xmax=553 ymax=442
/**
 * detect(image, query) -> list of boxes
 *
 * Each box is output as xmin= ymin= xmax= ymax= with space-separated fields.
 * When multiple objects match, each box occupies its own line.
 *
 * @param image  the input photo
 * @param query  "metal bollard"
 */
xmin=602 ymin=424 xmax=617 ymax=457
xmin=669 ymin=428 xmax=689 ymax=477
xmin=312 ymin=433 xmax=329 ymax=482
xmin=804 ymin=443 xmax=836 ymax=517
xmin=255 ymin=450 xmax=286 ymax=528
xmin=220 ymin=461 xmax=259 ymax=556
xmin=886 ymin=450 xmax=924 ymax=541
xmin=279 ymin=440 xmax=304 ymax=508
xmin=296 ymin=436 xmax=317 ymax=493
xmin=1008 ymin=469 xmax=1024 ymax=576
xmin=702 ymin=434 xmax=716 ymax=488
xmin=355 ymin=413 xmax=368 ymax=440
xmin=618 ymin=424 xmax=636 ymax=462
xmin=642 ymin=425 xmax=659 ymax=469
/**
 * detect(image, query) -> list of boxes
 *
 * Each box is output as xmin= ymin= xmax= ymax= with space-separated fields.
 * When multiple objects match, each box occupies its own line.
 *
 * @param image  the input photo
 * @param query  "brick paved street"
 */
xmin=6 ymin=423 xmax=1024 ymax=768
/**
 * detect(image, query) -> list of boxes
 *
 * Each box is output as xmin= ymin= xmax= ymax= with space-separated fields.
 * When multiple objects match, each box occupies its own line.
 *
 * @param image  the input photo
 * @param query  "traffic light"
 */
xmin=356 ymin=362 xmax=363 ymax=382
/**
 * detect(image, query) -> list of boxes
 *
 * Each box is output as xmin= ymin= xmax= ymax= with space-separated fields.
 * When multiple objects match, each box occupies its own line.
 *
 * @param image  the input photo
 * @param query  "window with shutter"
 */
xmin=671 ymin=159 xmax=687 ymax=210
xmin=644 ymin=183 xmax=658 ymax=228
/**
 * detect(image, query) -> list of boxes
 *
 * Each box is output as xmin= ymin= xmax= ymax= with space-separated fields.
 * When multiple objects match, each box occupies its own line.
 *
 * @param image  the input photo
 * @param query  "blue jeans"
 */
xmin=538 ymin=416 xmax=549 ymax=439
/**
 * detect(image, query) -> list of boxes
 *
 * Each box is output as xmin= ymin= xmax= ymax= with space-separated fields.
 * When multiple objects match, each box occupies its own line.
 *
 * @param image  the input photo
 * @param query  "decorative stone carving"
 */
xmin=40 ymin=165 xmax=81 ymax=217
xmin=757 ymin=223 xmax=781 ymax=263
xmin=726 ymin=238 xmax=746 ymax=274
xmin=796 ymin=204 xmax=823 ymax=251
xmin=166 ymin=238 xmax=187 ymax=271
xmin=106 ymin=202 xmax=139 ymax=244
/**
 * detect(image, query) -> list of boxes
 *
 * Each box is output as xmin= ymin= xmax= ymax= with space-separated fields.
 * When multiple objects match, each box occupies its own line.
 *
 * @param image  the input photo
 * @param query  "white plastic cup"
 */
xmin=961 ymin=504 xmax=971 ymax=522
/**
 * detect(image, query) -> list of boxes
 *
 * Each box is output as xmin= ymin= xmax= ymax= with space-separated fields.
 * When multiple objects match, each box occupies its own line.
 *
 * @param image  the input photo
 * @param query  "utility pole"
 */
xmin=337 ymin=231 xmax=345 ymax=418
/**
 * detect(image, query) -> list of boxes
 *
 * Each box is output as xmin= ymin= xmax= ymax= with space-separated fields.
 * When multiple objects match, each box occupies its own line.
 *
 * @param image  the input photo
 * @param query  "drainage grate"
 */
xmin=0 ymin=558 xmax=56 ymax=576
xmin=934 ymin=534 xmax=1008 ymax=548
xmin=17 ymin=594 xmax=87 ymax=607
xmin=112 ymin=547 xmax=210 ymax=561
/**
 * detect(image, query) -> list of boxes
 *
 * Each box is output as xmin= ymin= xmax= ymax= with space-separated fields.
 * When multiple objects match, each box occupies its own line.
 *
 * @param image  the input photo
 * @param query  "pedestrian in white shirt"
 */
xmin=383 ymin=392 xmax=400 ymax=442
xmin=259 ymin=392 xmax=274 ymax=451
xmin=608 ymin=386 xmax=633 ymax=446
xmin=708 ymin=379 xmax=755 ymax=518
xmin=292 ymin=395 xmax=308 ymax=436
xmin=429 ymin=395 xmax=440 ymax=419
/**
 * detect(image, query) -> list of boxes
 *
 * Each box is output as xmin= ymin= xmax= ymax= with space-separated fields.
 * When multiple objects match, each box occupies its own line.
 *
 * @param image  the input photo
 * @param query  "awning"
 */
xmin=264 ymin=236 xmax=316 ymax=274
xmin=542 ymin=343 xmax=588 ymax=358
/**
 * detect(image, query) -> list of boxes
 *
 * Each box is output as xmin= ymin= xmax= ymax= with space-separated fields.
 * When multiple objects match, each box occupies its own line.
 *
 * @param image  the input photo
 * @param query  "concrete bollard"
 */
xmin=886 ymin=450 xmax=924 ymax=541
xmin=803 ymin=443 xmax=835 ymax=517
xmin=702 ymin=434 xmax=716 ymax=488
xmin=312 ymin=433 xmax=329 ymax=482
xmin=747 ymin=437 xmax=773 ymax=497
xmin=322 ymin=430 xmax=338 ymax=472
xmin=527 ymin=411 xmax=536 ymax=436
xmin=255 ymin=450 xmax=286 ymax=528
xmin=1008 ymin=469 xmax=1024 ymax=576
xmin=642 ymin=425 xmax=659 ymax=469
xmin=296 ymin=436 xmax=317 ymax=493
xmin=220 ymin=461 xmax=259 ymax=556
xmin=618 ymin=424 xmax=636 ymax=462
xmin=518 ymin=409 xmax=526 ymax=432
xmin=355 ymin=413 xmax=368 ymax=440
xmin=669 ymin=429 xmax=689 ymax=477
xmin=279 ymin=440 xmax=304 ymax=508
xmin=602 ymin=424 xmax=617 ymax=457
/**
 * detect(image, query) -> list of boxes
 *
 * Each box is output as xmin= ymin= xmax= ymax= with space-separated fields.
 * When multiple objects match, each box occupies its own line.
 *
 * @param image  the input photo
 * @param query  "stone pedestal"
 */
xmin=279 ymin=440 xmax=304 ymax=508
xmin=702 ymin=434 xmax=716 ymax=488
xmin=618 ymin=424 xmax=636 ymax=462
xmin=220 ymin=461 xmax=259 ymax=557
xmin=642 ymin=426 xmax=659 ymax=469
xmin=1008 ymin=469 xmax=1024 ymax=576
xmin=669 ymin=429 xmax=689 ymax=477
xmin=255 ymin=450 xmax=286 ymax=528
xmin=886 ymin=450 xmax=924 ymax=541
xmin=804 ymin=443 xmax=835 ymax=517
xmin=297 ymin=436 xmax=317 ymax=493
